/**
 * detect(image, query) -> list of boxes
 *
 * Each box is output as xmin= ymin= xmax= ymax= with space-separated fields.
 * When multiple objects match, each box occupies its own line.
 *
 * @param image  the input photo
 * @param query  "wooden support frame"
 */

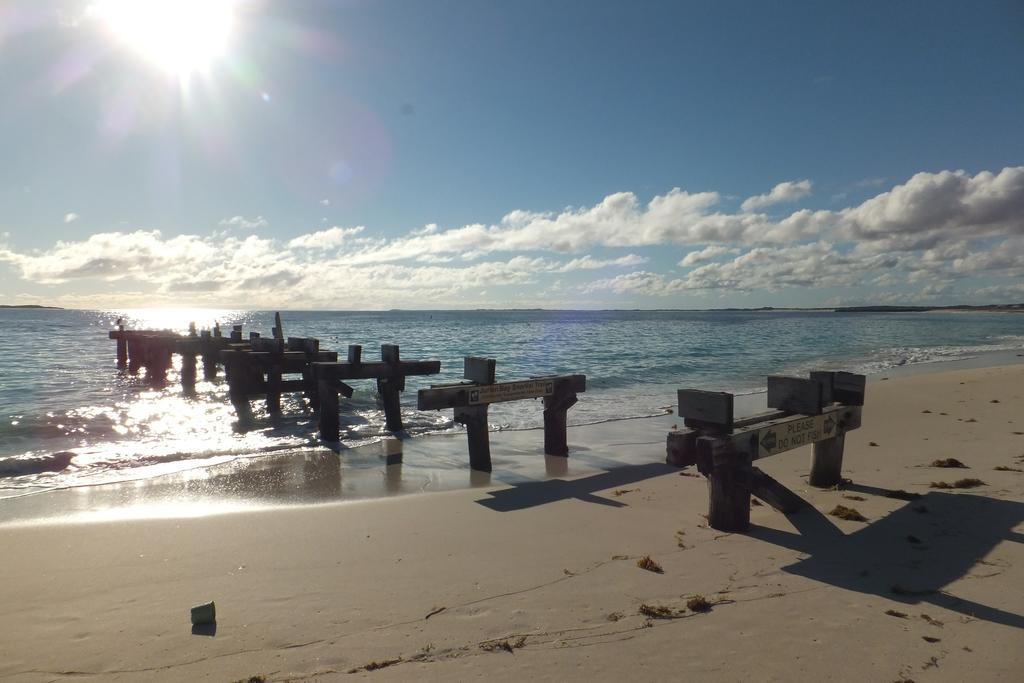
xmin=417 ymin=358 xmax=586 ymax=472
xmin=668 ymin=370 xmax=865 ymax=532
xmin=311 ymin=345 xmax=441 ymax=441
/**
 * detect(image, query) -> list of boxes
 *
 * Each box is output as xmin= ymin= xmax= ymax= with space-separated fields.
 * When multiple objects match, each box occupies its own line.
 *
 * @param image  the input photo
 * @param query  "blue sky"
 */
xmin=1 ymin=0 xmax=1022 ymax=309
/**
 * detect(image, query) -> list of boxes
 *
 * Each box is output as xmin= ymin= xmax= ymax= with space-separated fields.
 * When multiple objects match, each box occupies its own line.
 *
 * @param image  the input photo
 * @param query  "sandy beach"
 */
xmin=2 ymin=362 xmax=1023 ymax=682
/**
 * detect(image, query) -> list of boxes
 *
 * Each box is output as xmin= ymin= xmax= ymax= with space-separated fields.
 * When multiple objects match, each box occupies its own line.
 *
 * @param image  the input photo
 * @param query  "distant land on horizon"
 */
xmin=2 ymin=303 xmax=1022 ymax=314
xmin=0 ymin=304 xmax=64 ymax=309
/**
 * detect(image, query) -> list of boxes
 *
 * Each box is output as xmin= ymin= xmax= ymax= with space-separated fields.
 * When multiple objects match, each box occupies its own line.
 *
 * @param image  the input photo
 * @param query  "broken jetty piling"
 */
xmin=667 ymin=370 xmax=866 ymax=532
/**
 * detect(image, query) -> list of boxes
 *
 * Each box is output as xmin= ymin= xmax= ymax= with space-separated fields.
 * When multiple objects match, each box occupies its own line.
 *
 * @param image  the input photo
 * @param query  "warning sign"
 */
xmin=756 ymin=412 xmax=837 ymax=458
xmin=468 ymin=379 xmax=555 ymax=405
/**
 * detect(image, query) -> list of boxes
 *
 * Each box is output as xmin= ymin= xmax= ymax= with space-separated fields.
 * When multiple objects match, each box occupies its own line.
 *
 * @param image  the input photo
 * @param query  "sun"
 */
xmin=93 ymin=0 xmax=238 ymax=77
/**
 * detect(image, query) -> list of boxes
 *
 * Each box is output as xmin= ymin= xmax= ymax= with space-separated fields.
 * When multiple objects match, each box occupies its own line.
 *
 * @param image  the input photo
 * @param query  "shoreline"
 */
xmin=2 ymin=350 xmax=1023 ymax=526
xmin=1 ymin=362 xmax=1022 ymax=680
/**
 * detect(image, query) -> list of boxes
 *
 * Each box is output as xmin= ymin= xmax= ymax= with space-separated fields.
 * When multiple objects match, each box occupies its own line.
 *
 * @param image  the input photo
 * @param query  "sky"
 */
xmin=1 ymin=0 xmax=1022 ymax=310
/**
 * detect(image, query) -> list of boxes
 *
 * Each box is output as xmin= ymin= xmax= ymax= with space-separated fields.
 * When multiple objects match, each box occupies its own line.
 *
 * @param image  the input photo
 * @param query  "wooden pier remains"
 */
xmin=666 ymin=371 xmax=866 ymax=532
xmin=109 ymin=321 xmax=233 ymax=392
xmin=311 ymin=344 xmax=442 ymax=441
xmin=417 ymin=357 xmax=586 ymax=472
xmin=220 ymin=336 xmax=339 ymax=421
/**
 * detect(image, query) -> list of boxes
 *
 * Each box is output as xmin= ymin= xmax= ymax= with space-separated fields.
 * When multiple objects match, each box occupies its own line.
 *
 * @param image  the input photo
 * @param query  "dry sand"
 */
xmin=2 ymin=363 xmax=1023 ymax=681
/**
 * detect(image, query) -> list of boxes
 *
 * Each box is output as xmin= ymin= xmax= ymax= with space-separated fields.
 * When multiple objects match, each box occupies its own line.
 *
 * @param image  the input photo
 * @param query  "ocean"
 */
xmin=1 ymin=308 xmax=1022 ymax=502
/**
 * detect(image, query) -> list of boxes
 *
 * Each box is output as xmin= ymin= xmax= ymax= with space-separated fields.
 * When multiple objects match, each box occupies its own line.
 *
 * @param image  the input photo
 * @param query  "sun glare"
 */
xmin=93 ymin=0 xmax=238 ymax=77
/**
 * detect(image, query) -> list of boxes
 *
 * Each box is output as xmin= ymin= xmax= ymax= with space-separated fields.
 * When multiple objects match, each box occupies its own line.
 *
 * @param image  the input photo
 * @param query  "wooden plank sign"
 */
xmin=468 ymin=378 xmax=554 ymax=405
xmin=755 ymin=410 xmax=839 ymax=458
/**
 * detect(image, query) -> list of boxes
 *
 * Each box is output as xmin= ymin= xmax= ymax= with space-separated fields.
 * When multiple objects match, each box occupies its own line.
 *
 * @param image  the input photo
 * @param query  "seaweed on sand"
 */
xmin=829 ymin=505 xmax=867 ymax=522
xmin=930 ymin=478 xmax=985 ymax=489
xmin=929 ymin=458 xmax=968 ymax=468
xmin=636 ymin=555 xmax=664 ymax=573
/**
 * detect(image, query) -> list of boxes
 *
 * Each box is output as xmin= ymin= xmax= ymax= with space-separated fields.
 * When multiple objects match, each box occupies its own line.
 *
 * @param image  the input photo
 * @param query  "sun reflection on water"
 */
xmin=108 ymin=308 xmax=248 ymax=334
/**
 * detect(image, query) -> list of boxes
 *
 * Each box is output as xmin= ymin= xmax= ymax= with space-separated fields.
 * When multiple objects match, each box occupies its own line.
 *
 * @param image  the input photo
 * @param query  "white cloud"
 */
xmin=64 ymin=212 xmax=79 ymax=223
xmin=319 ymin=199 xmax=330 ymax=206
xmin=4 ymin=166 xmax=1023 ymax=308
xmin=838 ymin=167 xmax=1024 ymax=251
xmin=741 ymin=180 xmax=812 ymax=212
xmin=679 ymin=245 xmax=738 ymax=267
xmin=218 ymin=215 xmax=268 ymax=230
xmin=288 ymin=226 xmax=366 ymax=250
xmin=555 ymin=254 xmax=647 ymax=272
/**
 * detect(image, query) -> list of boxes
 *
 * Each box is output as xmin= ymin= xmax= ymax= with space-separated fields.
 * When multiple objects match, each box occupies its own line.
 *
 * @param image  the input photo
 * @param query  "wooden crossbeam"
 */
xmin=417 ymin=360 xmax=585 ymax=471
xmin=311 ymin=359 xmax=441 ymax=381
xmin=417 ymin=374 xmax=585 ymax=410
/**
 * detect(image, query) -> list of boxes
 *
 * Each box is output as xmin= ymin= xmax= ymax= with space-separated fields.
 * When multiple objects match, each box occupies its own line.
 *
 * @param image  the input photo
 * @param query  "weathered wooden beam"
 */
xmin=809 ymin=433 xmax=846 ymax=487
xmin=749 ymin=467 xmax=805 ymax=513
xmin=318 ymin=379 xmax=340 ymax=441
xmin=199 ymin=331 xmax=218 ymax=379
xmin=126 ymin=338 xmax=143 ymax=374
xmin=115 ymin=321 xmax=128 ymax=369
xmin=666 ymin=429 xmax=697 ymax=467
xmin=266 ymin=366 xmax=282 ymax=413
xmin=378 ymin=345 xmax=405 ymax=430
xmin=464 ymin=357 xmax=496 ymax=385
xmin=454 ymin=405 xmax=491 ymax=472
xmin=272 ymin=312 xmax=284 ymax=340
xmin=348 ymin=345 xmax=362 ymax=364
xmin=767 ymin=375 xmax=826 ymax=415
xmin=699 ymin=437 xmax=751 ymax=532
xmin=806 ymin=371 xmax=866 ymax=406
xmin=251 ymin=337 xmax=284 ymax=353
xmin=809 ymin=370 xmax=835 ymax=405
xmin=834 ymin=371 xmax=866 ymax=406
xmin=678 ymin=389 xmax=734 ymax=431
xmin=181 ymin=352 xmax=197 ymax=396
xmin=543 ymin=382 xmax=578 ymax=456
xmin=417 ymin=374 xmax=585 ymax=410
xmin=230 ymin=325 xmax=243 ymax=342
xmin=313 ymin=360 xmax=441 ymax=381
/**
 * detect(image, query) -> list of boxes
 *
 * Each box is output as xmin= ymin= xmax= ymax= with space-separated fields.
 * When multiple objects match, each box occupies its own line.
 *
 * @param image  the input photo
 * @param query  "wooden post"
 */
xmin=348 ymin=345 xmax=362 ymax=364
xmin=213 ymin=322 xmax=222 ymax=338
xmin=699 ymin=437 xmax=751 ymax=532
xmin=272 ymin=312 xmax=284 ymax=340
xmin=318 ymin=379 xmax=340 ymax=441
xmin=454 ymin=405 xmax=491 ymax=472
xmin=227 ymin=363 xmax=251 ymax=421
xmin=127 ymin=338 xmax=143 ymax=374
xmin=809 ymin=433 xmax=846 ymax=487
xmin=147 ymin=342 xmax=170 ymax=384
xmin=463 ymin=356 xmax=496 ymax=384
xmin=200 ymin=331 xmax=218 ymax=379
xmin=543 ymin=382 xmax=577 ymax=456
xmin=181 ymin=352 xmax=197 ymax=396
xmin=188 ymin=321 xmax=197 ymax=337
xmin=266 ymin=366 xmax=282 ymax=413
xmin=378 ymin=344 xmax=404 ymax=432
xmin=115 ymin=321 xmax=127 ymax=369
xmin=230 ymin=325 xmax=243 ymax=342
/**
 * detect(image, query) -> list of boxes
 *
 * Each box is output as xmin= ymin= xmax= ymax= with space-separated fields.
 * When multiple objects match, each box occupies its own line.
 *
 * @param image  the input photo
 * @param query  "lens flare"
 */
xmin=92 ymin=0 xmax=238 ymax=77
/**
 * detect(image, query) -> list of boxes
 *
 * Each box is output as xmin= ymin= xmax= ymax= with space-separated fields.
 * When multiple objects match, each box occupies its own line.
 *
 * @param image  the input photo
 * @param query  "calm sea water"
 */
xmin=1 ymin=308 xmax=1022 ymax=498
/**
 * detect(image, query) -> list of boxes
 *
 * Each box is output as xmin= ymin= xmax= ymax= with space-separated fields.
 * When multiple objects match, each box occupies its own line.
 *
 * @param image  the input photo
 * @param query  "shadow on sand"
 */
xmin=476 ymin=459 xmax=1023 ymax=630
xmin=477 ymin=461 xmax=677 ymax=511
xmin=747 ymin=489 xmax=1024 ymax=629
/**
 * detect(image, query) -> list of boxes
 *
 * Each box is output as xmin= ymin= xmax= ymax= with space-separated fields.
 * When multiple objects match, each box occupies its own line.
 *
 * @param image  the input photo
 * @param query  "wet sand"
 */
xmin=1 ymin=363 xmax=1023 ymax=681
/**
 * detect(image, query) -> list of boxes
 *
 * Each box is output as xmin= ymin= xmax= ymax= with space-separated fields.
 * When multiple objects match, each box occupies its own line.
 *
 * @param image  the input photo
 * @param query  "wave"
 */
xmin=0 ymin=451 xmax=74 ymax=478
